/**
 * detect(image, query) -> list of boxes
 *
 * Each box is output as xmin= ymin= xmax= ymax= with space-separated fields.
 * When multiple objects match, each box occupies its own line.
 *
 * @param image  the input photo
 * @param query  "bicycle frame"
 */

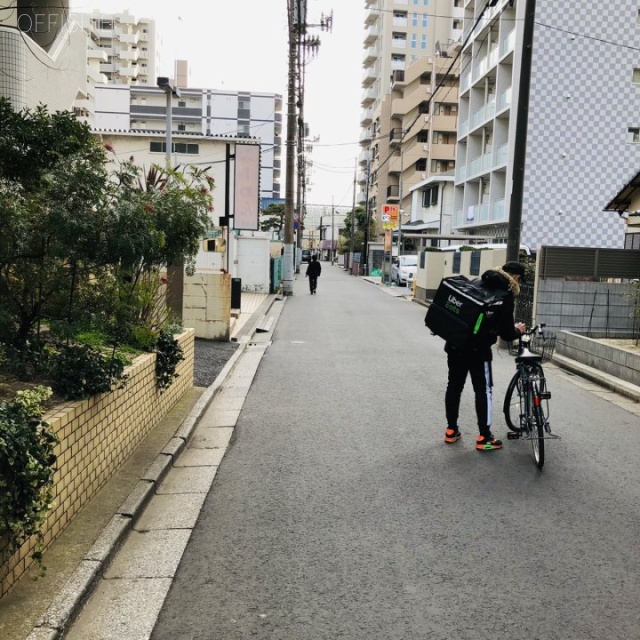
xmin=504 ymin=325 xmax=559 ymax=468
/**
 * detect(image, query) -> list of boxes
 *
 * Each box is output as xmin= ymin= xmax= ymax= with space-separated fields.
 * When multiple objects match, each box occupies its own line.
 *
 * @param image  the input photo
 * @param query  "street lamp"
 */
xmin=157 ymin=76 xmax=181 ymax=166
xmin=156 ymin=77 xmax=183 ymax=321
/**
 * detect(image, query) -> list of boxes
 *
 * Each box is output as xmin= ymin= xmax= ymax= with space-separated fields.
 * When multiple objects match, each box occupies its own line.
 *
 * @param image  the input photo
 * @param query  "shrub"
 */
xmin=47 ymin=344 xmax=129 ymax=401
xmin=155 ymin=331 xmax=184 ymax=392
xmin=0 ymin=387 xmax=58 ymax=572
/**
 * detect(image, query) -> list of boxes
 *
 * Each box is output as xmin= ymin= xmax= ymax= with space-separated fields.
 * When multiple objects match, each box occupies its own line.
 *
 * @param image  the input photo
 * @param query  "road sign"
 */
xmin=382 ymin=204 xmax=399 ymax=230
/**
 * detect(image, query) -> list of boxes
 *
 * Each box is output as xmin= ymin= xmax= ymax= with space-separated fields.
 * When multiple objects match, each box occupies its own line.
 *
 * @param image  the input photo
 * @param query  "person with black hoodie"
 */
xmin=444 ymin=261 xmax=527 ymax=451
xmin=305 ymin=254 xmax=322 ymax=294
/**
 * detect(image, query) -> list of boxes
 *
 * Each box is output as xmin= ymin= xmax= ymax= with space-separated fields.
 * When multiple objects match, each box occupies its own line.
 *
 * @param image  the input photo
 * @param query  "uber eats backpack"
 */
xmin=424 ymin=275 xmax=507 ymax=348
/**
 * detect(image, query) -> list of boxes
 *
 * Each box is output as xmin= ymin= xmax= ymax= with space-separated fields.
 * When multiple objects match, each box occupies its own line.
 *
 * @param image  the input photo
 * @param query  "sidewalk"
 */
xmin=0 ymin=293 xmax=277 ymax=640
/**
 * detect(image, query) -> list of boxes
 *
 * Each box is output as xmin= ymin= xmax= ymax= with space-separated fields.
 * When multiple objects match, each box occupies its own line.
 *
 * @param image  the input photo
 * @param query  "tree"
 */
xmin=339 ymin=206 xmax=375 ymax=254
xmin=259 ymin=203 xmax=285 ymax=236
xmin=0 ymin=99 xmax=214 ymax=350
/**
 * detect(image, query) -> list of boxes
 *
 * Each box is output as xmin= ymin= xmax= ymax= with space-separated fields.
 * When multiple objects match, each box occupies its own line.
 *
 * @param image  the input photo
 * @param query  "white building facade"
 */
xmin=0 ymin=0 xmax=93 ymax=114
xmin=70 ymin=10 xmax=158 ymax=86
xmin=358 ymin=0 xmax=464 ymax=230
xmin=93 ymin=85 xmax=282 ymax=201
xmin=454 ymin=0 xmax=636 ymax=249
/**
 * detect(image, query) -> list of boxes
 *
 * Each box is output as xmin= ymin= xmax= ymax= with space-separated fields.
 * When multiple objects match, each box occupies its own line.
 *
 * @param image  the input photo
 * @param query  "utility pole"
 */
xmin=349 ymin=158 xmax=357 ymax=274
xmin=362 ymin=154 xmax=371 ymax=276
xmin=283 ymin=2 xmax=332 ymax=294
xmin=282 ymin=0 xmax=299 ymax=296
xmin=506 ymin=0 xmax=536 ymax=262
xmin=331 ymin=198 xmax=335 ymax=263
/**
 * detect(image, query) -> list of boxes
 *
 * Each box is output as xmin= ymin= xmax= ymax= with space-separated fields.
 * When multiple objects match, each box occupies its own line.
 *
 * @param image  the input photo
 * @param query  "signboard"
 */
xmin=382 ymin=204 xmax=399 ymax=230
xmin=233 ymin=143 xmax=260 ymax=230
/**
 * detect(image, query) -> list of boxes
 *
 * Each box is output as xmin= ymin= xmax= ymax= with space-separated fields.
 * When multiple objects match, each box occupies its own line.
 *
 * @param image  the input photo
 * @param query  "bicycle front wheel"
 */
xmin=503 ymin=372 xmax=524 ymax=432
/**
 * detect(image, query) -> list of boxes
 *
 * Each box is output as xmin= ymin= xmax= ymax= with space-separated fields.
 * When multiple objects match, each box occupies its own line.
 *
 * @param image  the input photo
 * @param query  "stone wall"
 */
xmin=0 ymin=330 xmax=195 ymax=599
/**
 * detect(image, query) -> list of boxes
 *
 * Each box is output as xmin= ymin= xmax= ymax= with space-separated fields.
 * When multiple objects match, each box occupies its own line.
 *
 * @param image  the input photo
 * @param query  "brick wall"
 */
xmin=0 ymin=330 xmax=195 ymax=598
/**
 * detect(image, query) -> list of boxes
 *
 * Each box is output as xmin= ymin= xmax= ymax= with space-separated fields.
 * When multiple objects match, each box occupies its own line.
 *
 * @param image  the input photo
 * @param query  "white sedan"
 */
xmin=391 ymin=255 xmax=418 ymax=286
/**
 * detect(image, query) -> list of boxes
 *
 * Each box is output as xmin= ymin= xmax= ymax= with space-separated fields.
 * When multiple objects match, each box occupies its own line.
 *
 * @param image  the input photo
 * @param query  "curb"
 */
xmin=552 ymin=353 xmax=640 ymax=403
xmin=27 ymin=296 xmax=281 ymax=640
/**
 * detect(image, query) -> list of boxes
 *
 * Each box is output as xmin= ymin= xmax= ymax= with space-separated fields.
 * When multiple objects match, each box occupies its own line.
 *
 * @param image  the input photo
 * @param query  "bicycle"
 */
xmin=503 ymin=324 xmax=560 ymax=469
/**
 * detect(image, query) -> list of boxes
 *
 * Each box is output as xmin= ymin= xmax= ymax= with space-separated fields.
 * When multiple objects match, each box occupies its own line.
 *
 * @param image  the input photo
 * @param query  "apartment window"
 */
xmin=238 ymin=122 xmax=251 ymax=136
xmin=412 ymin=12 xmax=418 ymax=26
xmin=178 ymin=124 xmax=186 ymax=131
xmin=418 ymin=100 xmax=429 ymax=114
xmin=239 ymin=98 xmax=251 ymax=111
xmin=411 ymin=34 xmax=417 ymax=48
xmin=420 ymin=72 xmax=431 ymax=85
xmin=624 ymin=233 xmax=640 ymax=249
xmin=421 ymin=35 xmax=427 ymax=49
xmin=454 ymin=0 xmax=463 ymax=6
xmin=633 ymin=68 xmax=640 ymax=84
xmin=422 ymin=186 xmax=438 ymax=207
xmin=418 ymin=132 xmax=428 ymax=143
xmin=150 ymin=142 xmax=199 ymax=154
xmin=453 ymin=19 xmax=463 ymax=30
xmin=470 ymin=251 xmax=482 ymax=276
xmin=416 ymin=159 xmax=427 ymax=171
xmin=628 ymin=128 xmax=640 ymax=143
xmin=422 ymin=13 xmax=428 ymax=27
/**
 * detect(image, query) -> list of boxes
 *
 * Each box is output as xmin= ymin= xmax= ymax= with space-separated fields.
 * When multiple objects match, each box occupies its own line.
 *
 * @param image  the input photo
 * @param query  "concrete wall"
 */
xmin=183 ymin=271 xmax=231 ymax=340
xmin=0 ymin=330 xmax=195 ymax=598
xmin=556 ymin=331 xmax=640 ymax=387
xmin=414 ymin=248 xmax=508 ymax=302
xmin=535 ymin=280 xmax=638 ymax=337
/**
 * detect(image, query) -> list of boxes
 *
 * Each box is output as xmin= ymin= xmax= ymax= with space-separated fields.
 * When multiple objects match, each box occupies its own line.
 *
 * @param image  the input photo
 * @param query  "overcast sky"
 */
xmin=71 ymin=0 xmax=365 ymax=211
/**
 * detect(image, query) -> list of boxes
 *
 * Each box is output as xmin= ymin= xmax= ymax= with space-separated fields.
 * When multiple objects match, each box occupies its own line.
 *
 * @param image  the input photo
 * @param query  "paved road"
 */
xmin=70 ymin=266 xmax=640 ymax=639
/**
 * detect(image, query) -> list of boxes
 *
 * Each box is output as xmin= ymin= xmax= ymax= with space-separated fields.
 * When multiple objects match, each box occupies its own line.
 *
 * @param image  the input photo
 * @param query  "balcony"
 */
xmin=387 ymin=184 xmax=400 ymax=201
xmin=360 ymin=107 xmax=373 ymax=126
xmin=362 ymin=66 xmax=377 ymax=87
xmin=363 ymin=46 xmax=379 ymax=65
xmin=360 ymin=128 xmax=373 ymax=144
xmin=365 ymin=2 xmax=380 ymax=25
xmin=500 ymin=29 xmax=516 ymax=58
xmin=389 ymin=127 xmax=403 ymax=147
xmin=361 ymin=87 xmax=377 ymax=106
xmin=119 ymin=32 xmax=140 ymax=44
xmin=454 ymin=199 xmax=507 ymax=228
xmin=391 ymin=69 xmax=405 ymax=88
xmin=118 ymin=49 xmax=139 ymax=61
xmin=432 ymin=114 xmax=458 ymax=132
xmin=364 ymin=24 xmax=380 ymax=45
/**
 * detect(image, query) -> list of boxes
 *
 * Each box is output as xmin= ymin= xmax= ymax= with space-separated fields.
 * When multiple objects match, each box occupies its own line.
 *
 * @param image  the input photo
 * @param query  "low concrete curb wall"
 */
xmin=556 ymin=331 xmax=640 ymax=388
xmin=1 ymin=330 xmax=195 ymax=599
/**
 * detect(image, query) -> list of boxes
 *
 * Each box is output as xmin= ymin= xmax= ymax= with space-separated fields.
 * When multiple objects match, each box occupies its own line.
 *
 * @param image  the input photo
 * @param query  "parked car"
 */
xmin=391 ymin=255 xmax=418 ymax=286
xmin=301 ymin=249 xmax=311 ymax=263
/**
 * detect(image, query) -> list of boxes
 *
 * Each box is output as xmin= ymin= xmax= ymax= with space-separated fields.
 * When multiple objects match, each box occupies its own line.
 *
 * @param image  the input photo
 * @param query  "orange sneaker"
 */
xmin=444 ymin=428 xmax=462 ymax=444
xmin=476 ymin=433 xmax=503 ymax=451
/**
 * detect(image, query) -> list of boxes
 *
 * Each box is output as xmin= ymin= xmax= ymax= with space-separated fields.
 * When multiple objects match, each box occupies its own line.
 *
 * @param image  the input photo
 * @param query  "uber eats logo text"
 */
xmin=445 ymin=294 xmax=463 ymax=314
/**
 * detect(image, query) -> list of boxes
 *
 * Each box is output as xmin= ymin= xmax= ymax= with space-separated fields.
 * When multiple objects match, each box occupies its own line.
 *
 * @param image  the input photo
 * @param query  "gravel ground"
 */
xmin=193 ymin=338 xmax=240 ymax=388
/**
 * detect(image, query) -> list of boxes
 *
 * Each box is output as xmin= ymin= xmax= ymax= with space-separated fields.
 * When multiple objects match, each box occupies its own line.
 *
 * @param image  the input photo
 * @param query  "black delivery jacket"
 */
xmin=445 ymin=268 xmax=522 ymax=360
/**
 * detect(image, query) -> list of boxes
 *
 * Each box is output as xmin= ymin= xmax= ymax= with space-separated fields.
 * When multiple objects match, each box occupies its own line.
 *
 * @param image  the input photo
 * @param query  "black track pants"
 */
xmin=445 ymin=349 xmax=493 ymax=436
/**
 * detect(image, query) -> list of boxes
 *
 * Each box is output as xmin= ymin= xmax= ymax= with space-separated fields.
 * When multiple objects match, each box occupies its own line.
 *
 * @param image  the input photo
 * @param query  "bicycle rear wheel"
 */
xmin=530 ymin=384 xmax=545 ymax=469
xmin=503 ymin=372 xmax=524 ymax=432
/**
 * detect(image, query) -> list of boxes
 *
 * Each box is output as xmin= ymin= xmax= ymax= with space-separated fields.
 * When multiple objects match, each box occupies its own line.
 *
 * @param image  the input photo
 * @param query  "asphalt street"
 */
xmin=68 ymin=265 xmax=640 ymax=640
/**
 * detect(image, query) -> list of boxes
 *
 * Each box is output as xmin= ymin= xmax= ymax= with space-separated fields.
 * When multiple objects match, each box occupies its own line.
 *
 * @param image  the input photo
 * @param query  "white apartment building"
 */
xmin=71 ymin=10 xmax=158 ymax=87
xmin=454 ymin=0 xmax=635 ymax=250
xmin=92 ymin=85 xmax=282 ymax=201
xmin=0 ymin=0 xmax=92 ymax=114
xmin=358 ymin=0 xmax=464 ymax=232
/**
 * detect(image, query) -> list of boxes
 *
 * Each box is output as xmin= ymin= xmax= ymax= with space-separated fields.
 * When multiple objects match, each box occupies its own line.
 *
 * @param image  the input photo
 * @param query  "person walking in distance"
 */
xmin=444 ymin=261 xmax=527 ymax=451
xmin=305 ymin=254 xmax=321 ymax=294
